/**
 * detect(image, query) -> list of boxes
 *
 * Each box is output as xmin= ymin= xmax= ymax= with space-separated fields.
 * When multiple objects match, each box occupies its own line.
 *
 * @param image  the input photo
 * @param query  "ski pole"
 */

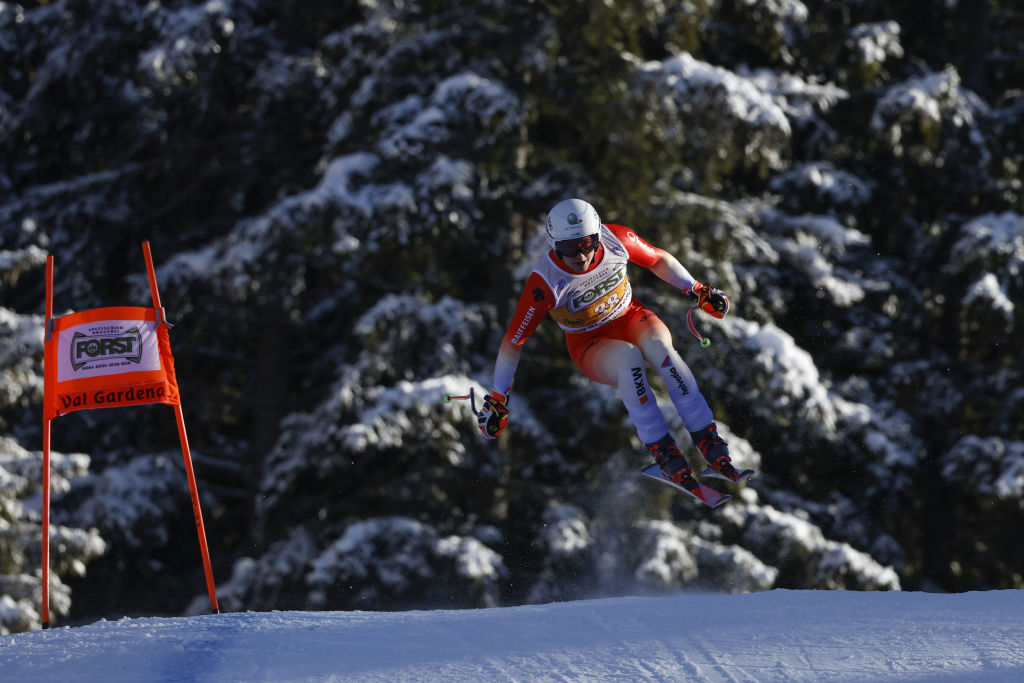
xmin=443 ymin=387 xmax=484 ymax=417
xmin=686 ymin=306 xmax=712 ymax=348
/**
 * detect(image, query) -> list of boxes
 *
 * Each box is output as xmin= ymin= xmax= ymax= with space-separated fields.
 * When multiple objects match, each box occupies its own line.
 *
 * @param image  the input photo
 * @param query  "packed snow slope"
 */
xmin=3 ymin=590 xmax=1023 ymax=682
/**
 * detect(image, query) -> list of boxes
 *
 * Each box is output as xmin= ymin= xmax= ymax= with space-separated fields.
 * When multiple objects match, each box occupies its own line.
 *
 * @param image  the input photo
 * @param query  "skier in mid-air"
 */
xmin=476 ymin=198 xmax=749 ymax=493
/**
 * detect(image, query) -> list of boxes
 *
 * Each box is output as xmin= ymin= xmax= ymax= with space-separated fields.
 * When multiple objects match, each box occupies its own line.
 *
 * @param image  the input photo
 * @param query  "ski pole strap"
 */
xmin=686 ymin=307 xmax=712 ymax=348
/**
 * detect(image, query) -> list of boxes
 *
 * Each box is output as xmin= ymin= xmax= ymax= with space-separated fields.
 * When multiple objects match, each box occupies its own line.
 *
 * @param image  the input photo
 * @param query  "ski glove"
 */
xmin=689 ymin=281 xmax=730 ymax=319
xmin=478 ymin=391 xmax=510 ymax=440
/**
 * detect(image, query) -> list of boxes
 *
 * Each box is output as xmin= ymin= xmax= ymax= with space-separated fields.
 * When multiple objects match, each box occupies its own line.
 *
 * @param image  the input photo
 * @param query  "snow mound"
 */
xmin=3 ymin=591 xmax=1023 ymax=682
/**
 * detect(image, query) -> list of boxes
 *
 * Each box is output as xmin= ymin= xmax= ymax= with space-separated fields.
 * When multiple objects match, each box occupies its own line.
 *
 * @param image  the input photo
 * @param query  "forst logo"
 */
xmin=570 ymin=264 xmax=626 ymax=312
xmin=70 ymin=327 xmax=144 ymax=371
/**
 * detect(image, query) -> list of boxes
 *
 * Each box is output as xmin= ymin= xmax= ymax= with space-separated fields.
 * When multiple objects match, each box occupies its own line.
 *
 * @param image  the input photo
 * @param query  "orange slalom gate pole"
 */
xmin=173 ymin=402 xmax=219 ymax=613
xmin=41 ymin=420 xmax=51 ymax=629
xmin=142 ymin=242 xmax=219 ymax=614
xmin=41 ymin=255 xmax=54 ymax=629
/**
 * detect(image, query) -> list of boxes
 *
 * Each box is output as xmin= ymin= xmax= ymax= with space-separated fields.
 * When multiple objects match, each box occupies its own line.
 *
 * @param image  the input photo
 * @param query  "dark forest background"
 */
xmin=2 ymin=0 xmax=1022 ymax=633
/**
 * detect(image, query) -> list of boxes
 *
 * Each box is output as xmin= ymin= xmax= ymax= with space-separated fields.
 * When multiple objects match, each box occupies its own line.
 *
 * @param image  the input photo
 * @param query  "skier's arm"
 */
xmin=493 ymin=272 xmax=553 ymax=396
xmin=648 ymin=250 xmax=698 ymax=293
xmin=493 ymin=342 xmax=519 ymax=397
xmin=640 ymin=243 xmax=729 ymax=317
xmin=607 ymin=223 xmax=727 ymax=316
xmin=607 ymin=224 xmax=697 ymax=291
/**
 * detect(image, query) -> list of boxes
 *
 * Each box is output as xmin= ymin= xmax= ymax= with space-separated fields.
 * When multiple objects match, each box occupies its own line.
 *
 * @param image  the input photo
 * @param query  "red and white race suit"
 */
xmin=492 ymin=223 xmax=715 ymax=443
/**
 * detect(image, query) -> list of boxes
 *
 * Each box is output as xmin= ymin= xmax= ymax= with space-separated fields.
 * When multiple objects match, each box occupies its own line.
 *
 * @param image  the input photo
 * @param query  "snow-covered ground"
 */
xmin=3 ymin=590 xmax=1023 ymax=682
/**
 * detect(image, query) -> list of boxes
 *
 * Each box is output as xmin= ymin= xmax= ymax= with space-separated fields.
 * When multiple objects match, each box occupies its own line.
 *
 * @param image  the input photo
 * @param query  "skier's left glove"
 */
xmin=688 ymin=281 xmax=730 ymax=319
xmin=478 ymin=391 xmax=509 ymax=440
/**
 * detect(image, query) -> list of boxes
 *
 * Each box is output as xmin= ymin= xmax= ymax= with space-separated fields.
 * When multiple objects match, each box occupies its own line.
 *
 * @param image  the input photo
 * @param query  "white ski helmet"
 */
xmin=545 ymin=198 xmax=601 ymax=254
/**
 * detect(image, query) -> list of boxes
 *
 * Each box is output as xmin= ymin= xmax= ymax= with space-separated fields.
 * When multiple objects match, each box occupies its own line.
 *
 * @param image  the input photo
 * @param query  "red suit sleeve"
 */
xmin=492 ymin=272 xmax=554 ymax=395
xmin=605 ymin=223 xmax=696 ymax=291
xmin=606 ymin=223 xmax=661 ymax=267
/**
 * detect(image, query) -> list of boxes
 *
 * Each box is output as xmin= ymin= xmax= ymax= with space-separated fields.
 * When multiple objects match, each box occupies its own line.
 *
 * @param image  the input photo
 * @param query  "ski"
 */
xmin=641 ymin=463 xmax=731 ymax=508
xmin=699 ymin=465 xmax=755 ymax=484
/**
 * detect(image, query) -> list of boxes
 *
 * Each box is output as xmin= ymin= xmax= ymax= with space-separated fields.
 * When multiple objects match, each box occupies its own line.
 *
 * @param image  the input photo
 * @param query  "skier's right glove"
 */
xmin=689 ymin=281 xmax=730 ymax=319
xmin=478 ymin=391 xmax=509 ymax=440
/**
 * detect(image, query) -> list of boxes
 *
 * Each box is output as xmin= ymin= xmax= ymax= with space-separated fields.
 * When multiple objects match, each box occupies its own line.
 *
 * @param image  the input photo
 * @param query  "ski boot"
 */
xmin=647 ymin=434 xmax=697 ymax=489
xmin=690 ymin=423 xmax=754 ymax=484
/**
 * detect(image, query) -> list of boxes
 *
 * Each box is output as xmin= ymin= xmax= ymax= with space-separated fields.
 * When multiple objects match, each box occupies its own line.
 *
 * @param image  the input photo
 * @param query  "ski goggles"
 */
xmin=555 ymin=234 xmax=599 ymax=257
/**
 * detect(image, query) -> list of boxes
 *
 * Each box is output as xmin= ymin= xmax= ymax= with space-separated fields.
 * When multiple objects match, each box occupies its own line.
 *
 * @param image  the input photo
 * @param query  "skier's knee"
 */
xmin=603 ymin=341 xmax=645 ymax=370
xmin=642 ymin=337 xmax=676 ymax=366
